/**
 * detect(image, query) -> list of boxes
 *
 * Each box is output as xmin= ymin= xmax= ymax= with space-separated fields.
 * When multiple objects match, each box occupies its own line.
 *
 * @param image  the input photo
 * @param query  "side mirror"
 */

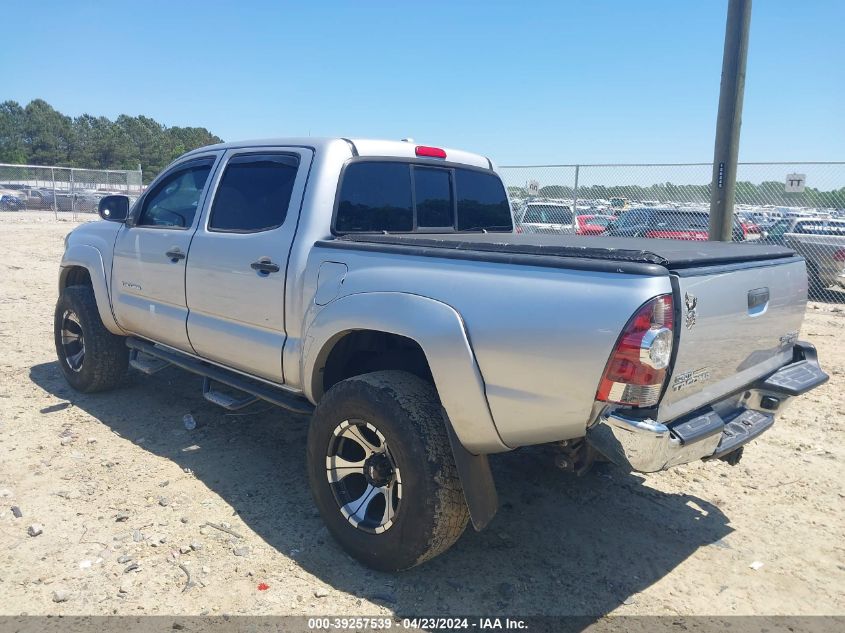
xmin=98 ymin=195 xmax=130 ymax=222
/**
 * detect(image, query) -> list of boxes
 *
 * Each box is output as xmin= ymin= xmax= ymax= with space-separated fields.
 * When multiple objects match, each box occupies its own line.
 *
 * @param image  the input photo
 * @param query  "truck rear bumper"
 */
xmin=587 ymin=342 xmax=828 ymax=473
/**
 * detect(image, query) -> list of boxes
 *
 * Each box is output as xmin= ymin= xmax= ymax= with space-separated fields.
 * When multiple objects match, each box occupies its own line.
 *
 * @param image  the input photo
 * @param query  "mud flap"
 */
xmin=443 ymin=415 xmax=498 ymax=531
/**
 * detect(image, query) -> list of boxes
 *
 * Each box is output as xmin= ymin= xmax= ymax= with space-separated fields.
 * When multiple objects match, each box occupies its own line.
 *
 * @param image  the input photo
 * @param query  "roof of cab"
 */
xmin=182 ymin=137 xmax=493 ymax=170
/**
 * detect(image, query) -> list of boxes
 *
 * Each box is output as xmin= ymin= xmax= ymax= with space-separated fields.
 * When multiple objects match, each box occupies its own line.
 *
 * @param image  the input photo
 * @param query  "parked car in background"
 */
xmin=736 ymin=213 xmax=762 ymax=241
xmin=575 ymin=213 xmax=616 ymax=235
xmin=52 ymin=190 xmax=102 ymax=212
xmin=516 ymin=201 xmax=575 ymax=234
xmin=762 ymin=217 xmax=845 ymax=292
xmin=609 ymin=196 xmax=629 ymax=213
xmin=0 ymin=190 xmax=25 ymax=211
xmin=21 ymin=188 xmax=54 ymax=209
xmin=607 ymin=207 xmax=745 ymax=242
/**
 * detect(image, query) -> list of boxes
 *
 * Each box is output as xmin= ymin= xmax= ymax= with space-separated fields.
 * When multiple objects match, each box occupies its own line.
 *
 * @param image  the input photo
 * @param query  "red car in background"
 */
xmin=740 ymin=219 xmax=762 ymax=240
xmin=606 ymin=208 xmax=747 ymax=241
xmin=576 ymin=213 xmax=616 ymax=235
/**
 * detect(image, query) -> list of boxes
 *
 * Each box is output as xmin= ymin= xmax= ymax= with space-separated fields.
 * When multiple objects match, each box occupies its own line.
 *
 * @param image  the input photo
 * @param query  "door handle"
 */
xmin=166 ymin=249 xmax=186 ymax=262
xmin=251 ymin=259 xmax=280 ymax=274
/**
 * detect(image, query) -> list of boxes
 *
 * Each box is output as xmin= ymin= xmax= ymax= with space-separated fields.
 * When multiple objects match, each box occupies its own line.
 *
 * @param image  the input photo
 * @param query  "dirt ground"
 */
xmin=0 ymin=212 xmax=843 ymax=617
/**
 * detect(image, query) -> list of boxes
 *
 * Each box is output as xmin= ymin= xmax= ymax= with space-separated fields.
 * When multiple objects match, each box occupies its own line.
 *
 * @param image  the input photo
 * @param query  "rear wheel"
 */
xmin=307 ymin=370 xmax=469 ymax=571
xmin=54 ymin=285 xmax=128 ymax=392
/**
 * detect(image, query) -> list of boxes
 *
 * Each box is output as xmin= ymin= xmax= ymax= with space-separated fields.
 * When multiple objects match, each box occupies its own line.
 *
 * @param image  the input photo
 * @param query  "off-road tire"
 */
xmin=307 ymin=370 xmax=469 ymax=571
xmin=54 ymin=285 xmax=128 ymax=392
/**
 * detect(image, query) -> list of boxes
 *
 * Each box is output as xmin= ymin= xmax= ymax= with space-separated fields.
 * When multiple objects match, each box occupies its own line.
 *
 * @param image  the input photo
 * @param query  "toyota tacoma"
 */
xmin=55 ymin=138 xmax=828 ymax=570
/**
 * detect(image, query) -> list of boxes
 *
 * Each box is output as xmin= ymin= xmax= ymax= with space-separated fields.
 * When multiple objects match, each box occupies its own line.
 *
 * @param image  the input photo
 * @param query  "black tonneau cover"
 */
xmin=330 ymin=233 xmax=796 ymax=270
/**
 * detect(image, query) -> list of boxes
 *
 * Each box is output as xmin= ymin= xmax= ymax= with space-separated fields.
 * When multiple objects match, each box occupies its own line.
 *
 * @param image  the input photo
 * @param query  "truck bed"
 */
xmin=319 ymin=232 xmax=808 ymax=427
xmin=325 ymin=233 xmax=798 ymax=272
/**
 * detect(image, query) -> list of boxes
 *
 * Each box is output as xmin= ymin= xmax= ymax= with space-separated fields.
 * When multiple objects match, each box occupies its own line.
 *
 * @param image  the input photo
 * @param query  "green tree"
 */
xmin=23 ymin=99 xmax=74 ymax=165
xmin=538 ymin=185 xmax=572 ymax=198
xmin=0 ymin=101 xmax=27 ymax=163
xmin=0 ymin=99 xmax=222 ymax=182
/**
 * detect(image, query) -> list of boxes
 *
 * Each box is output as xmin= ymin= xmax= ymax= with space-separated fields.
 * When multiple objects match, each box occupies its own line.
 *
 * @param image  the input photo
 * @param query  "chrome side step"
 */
xmin=202 ymin=377 xmax=259 ymax=411
xmin=129 ymin=349 xmax=170 ymax=375
xmin=125 ymin=337 xmax=314 ymax=416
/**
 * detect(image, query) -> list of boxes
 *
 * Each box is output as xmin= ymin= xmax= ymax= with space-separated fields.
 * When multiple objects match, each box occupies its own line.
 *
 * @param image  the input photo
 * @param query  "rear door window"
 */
xmin=335 ymin=161 xmax=512 ymax=233
xmin=209 ymin=154 xmax=299 ymax=232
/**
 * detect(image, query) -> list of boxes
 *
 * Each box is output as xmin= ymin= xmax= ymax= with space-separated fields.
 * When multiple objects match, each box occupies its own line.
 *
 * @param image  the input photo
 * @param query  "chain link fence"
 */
xmin=500 ymin=161 xmax=845 ymax=301
xmin=2 ymin=159 xmax=843 ymax=300
xmin=0 ymin=162 xmax=143 ymax=217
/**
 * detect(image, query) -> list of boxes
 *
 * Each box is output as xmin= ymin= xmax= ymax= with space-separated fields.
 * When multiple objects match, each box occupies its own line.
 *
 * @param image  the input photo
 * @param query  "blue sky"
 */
xmin=2 ymin=0 xmax=843 ymax=164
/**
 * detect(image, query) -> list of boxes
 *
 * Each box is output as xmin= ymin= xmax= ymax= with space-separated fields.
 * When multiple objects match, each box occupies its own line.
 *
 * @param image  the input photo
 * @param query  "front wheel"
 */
xmin=54 ymin=285 xmax=128 ymax=392
xmin=307 ymin=370 xmax=469 ymax=571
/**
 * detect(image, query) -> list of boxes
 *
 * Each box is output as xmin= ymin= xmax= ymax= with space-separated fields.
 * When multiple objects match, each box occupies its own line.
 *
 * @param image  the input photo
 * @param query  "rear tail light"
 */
xmin=596 ymin=294 xmax=674 ymax=408
xmin=415 ymin=145 xmax=447 ymax=159
xmin=834 ymin=248 xmax=845 ymax=262
xmin=515 ymin=225 xmax=523 ymax=234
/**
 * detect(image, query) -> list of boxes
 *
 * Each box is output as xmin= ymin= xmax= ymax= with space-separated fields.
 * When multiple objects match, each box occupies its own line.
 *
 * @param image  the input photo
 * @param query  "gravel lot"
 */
xmin=1 ymin=212 xmax=843 ymax=616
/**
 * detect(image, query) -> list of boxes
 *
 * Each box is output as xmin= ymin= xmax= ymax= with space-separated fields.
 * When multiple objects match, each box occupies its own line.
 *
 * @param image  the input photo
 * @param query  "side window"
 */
xmin=209 ymin=154 xmax=299 ymax=232
xmin=455 ymin=168 xmax=512 ymax=231
xmin=336 ymin=162 xmax=413 ymax=232
xmin=137 ymin=161 xmax=213 ymax=228
xmin=414 ymin=167 xmax=453 ymax=228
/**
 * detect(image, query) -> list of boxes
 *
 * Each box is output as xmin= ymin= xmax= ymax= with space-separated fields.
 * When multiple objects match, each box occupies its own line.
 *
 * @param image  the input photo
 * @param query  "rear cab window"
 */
xmin=334 ymin=160 xmax=512 ymax=234
xmin=414 ymin=167 xmax=453 ymax=228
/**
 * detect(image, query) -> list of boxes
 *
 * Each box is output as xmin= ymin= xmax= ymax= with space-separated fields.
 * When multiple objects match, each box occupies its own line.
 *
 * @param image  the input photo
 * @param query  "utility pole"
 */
xmin=709 ymin=0 xmax=752 ymax=241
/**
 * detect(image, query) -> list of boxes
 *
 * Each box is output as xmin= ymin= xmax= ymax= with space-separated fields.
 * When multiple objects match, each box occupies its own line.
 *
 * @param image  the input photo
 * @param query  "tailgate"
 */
xmin=657 ymin=257 xmax=808 ymax=423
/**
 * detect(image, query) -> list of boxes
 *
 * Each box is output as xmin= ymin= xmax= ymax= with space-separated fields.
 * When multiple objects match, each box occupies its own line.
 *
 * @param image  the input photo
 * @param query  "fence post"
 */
xmin=51 ymin=167 xmax=58 ymax=219
xmin=70 ymin=168 xmax=75 ymax=218
xmin=709 ymin=0 xmax=752 ymax=241
xmin=572 ymin=165 xmax=580 ymax=214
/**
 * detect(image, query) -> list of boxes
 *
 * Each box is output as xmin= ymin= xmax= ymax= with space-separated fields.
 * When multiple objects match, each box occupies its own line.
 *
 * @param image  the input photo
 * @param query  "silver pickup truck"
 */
xmin=55 ymin=138 xmax=828 ymax=571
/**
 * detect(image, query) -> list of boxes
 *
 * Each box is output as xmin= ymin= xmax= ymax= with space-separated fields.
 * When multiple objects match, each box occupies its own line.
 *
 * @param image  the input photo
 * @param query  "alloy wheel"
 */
xmin=326 ymin=419 xmax=401 ymax=534
xmin=60 ymin=310 xmax=85 ymax=372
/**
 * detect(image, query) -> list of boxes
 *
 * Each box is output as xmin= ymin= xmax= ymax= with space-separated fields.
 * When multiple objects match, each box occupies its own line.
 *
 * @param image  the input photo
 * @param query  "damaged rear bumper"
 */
xmin=586 ymin=342 xmax=828 ymax=473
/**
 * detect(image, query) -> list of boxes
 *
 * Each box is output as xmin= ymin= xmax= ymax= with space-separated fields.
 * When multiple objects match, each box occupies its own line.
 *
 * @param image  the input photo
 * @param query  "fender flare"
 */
xmin=302 ymin=291 xmax=506 ymax=454
xmin=59 ymin=244 xmax=125 ymax=335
